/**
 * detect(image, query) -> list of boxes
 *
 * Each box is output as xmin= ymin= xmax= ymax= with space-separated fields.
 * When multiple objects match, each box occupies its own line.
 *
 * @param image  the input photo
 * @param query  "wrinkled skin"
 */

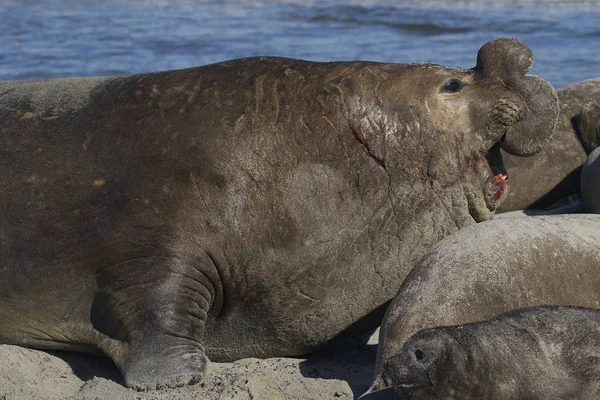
xmin=384 ymin=306 xmax=600 ymax=400
xmin=0 ymin=38 xmax=557 ymax=390
xmin=498 ymin=79 xmax=600 ymax=212
xmin=367 ymin=214 xmax=600 ymax=396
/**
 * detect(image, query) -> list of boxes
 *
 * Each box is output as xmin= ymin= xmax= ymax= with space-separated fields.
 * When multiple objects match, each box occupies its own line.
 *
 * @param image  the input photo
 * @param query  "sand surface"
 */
xmin=0 ymin=329 xmax=393 ymax=400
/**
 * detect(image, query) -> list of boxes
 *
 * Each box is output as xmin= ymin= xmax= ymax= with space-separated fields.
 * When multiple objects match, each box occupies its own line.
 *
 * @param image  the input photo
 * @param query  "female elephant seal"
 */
xmin=0 ymin=38 xmax=558 ymax=390
xmin=381 ymin=306 xmax=600 ymax=400
xmin=498 ymin=79 xmax=600 ymax=212
xmin=366 ymin=214 xmax=600 ymax=396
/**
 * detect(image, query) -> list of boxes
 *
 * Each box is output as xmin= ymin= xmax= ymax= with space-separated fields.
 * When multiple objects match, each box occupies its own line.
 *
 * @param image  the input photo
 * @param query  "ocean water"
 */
xmin=1 ymin=0 xmax=599 ymax=88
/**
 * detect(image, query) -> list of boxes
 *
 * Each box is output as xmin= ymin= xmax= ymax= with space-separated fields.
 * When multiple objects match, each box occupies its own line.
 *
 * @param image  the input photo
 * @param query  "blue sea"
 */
xmin=1 ymin=0 xmax=599 ymax=88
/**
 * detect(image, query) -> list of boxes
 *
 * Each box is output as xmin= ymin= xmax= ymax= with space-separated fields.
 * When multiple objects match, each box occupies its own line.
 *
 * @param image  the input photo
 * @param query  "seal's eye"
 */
xmin=440 ymin=78 xmax=465 ymax=93
xmin=414 ymin=349 xmax=425 ymax=361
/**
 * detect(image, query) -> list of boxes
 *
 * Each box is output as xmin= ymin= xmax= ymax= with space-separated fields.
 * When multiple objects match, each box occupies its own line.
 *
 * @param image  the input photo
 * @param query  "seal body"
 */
xmin=383 ymin=306 xmax=600 ymax=400
xmin=0 ymin=39 xmax=558 ymax=389
xmin=371 ymin=214 xmax=600 ymax=391
xmin=498 ymin=79 xmax=600 ymax=212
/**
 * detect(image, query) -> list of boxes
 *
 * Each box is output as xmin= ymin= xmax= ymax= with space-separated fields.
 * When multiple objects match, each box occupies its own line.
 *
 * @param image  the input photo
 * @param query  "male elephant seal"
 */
xmin=380 ymin=306 xmax=600 ymax=400
xmin=497 ymin=78 xmax=600 ymax=212
xmin=0 ymin=38 xmax=558 ymax=390
xmin=365 ymin=214 xmax=600 ymax=396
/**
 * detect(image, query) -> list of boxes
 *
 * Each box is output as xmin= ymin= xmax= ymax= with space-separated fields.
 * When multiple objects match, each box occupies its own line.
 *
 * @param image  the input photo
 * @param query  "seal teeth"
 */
xmin=494 ymin=173 xmax=508 ymax=183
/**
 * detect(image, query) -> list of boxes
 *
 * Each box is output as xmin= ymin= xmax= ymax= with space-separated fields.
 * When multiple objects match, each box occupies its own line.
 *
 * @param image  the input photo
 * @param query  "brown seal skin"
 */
xmin=366 ymin=214 xmax=600 ymax=396
xmin=498 ymin=79 xmax=600 ymax=212
xmin=0 ymin=38 xmax=558 ymax=390
xmin=382 ymin=306 xmax=600 ymax=400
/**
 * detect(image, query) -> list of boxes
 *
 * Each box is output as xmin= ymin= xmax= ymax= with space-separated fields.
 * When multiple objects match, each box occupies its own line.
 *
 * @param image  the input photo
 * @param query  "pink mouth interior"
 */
xmin=492 ymin=173 xmax=509 ymax=201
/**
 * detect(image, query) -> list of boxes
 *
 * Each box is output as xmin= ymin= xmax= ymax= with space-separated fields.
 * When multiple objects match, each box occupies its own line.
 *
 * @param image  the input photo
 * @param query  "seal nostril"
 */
xmin=415 ymin=349 xmax=425 ymax=361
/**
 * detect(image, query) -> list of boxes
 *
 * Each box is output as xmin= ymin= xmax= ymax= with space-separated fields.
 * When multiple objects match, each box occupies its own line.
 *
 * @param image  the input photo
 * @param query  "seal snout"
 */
xmin=473 ymin=38 xmax=559 ymax=158
xmin=381 ymin=345 xmax=437 ymax=393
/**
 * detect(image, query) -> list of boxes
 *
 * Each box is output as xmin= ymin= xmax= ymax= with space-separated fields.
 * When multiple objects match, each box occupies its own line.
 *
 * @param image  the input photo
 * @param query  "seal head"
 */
xmin=381 ymin=333 xmax=446 ymax=394
xmin=378 ymin=306 xmax=600 ymax=400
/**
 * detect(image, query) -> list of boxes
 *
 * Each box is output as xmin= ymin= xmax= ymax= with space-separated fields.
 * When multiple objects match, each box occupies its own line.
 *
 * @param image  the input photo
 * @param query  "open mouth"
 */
xmin=485 ymin=141 xmax=509 ymax=204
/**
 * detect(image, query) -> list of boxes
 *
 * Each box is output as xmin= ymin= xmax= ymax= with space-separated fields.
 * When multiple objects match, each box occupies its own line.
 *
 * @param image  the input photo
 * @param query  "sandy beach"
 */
xmin=0 ymin=329 xmax=383 ymax=400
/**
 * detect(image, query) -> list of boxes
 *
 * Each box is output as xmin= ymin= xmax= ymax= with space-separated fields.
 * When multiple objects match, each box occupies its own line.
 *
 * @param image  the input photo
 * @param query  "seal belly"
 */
xmin=201 ymin=160 xmax=403 ymax=361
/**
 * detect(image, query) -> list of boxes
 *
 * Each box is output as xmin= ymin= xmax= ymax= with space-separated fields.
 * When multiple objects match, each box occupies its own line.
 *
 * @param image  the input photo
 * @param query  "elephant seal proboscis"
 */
xmin=0 ymin=38 xmax=558 ymax=390
xmin=365 ymin=214 xmax=600 ymax=396
xmin=498 ymin=79 xmax=600 ymax=212
xmin=381 ymin=306 xmax=600 ymax=400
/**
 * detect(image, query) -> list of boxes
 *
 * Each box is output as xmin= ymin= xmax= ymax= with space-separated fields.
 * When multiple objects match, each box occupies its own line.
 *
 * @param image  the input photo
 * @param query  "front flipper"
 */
xmin=91 ymin=255 xmax=218 ymax=390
